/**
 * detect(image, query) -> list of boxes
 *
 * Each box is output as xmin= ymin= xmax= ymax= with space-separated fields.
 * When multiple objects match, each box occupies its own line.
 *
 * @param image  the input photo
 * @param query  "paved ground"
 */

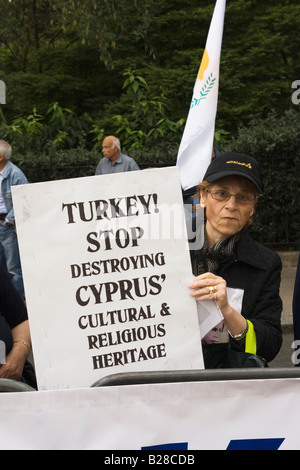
xmin=268 ymin=252 xmax=298 ymax=368
xmin=269 ymin=330 xmax=294 ymax=368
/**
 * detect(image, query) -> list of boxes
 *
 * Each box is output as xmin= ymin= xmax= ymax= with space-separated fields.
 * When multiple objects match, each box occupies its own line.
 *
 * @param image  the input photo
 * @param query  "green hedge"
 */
xmin=13 ymin=146 xmax=100 ymax=183
xmin=228 ymin=109 xmax=300 ymax=250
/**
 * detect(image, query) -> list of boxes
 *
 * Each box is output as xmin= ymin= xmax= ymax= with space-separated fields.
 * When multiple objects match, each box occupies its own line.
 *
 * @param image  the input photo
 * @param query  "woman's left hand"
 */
xmin=189 ymin=272 xmax=248 ymax=337
xmin=189 ymin=272 xmax=230 ymax=313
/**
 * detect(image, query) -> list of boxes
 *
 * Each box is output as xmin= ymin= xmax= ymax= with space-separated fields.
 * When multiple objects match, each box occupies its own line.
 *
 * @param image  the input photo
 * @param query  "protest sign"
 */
xmin=12 ymin=167 xmax=204 ymax=390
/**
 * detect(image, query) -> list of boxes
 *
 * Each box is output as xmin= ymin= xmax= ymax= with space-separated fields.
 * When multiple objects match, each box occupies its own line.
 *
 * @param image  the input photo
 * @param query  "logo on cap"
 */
xmin=226 ymin=160 xmax=252 ymax=169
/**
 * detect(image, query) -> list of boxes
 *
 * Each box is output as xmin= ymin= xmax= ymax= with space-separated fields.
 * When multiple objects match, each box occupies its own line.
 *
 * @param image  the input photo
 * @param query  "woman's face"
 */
xmin=200 ymin=176 xmax=256 ymax=246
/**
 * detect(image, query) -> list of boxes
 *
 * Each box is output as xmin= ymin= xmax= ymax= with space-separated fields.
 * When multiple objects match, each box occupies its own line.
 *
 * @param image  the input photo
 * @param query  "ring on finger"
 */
xmin=208 ymin=286 xmax=216 ymax=295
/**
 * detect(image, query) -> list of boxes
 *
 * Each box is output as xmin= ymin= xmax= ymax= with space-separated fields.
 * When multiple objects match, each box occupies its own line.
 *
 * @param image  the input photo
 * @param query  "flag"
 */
xmin=176 ymin=0 xmax=226 ymax=190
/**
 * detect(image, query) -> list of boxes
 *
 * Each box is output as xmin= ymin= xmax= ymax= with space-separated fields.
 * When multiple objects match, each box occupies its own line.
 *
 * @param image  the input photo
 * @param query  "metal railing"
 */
xmin=0 ymin=378 xmax=36 ymax=393
xmin=2 ymin=367 xmax=300 ymax=392
xmin=91 ymin=367 xmax=300 ymax=388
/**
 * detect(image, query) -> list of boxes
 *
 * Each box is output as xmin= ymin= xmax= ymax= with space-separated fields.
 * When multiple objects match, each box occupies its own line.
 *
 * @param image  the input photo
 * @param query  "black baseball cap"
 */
xmin=203 ymin=152 xmax=261 ymax=192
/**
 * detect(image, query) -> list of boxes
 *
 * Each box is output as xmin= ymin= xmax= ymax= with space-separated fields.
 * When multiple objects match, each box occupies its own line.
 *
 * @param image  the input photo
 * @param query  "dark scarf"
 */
xmin=191 ymin=231 xmax=241 ymax=276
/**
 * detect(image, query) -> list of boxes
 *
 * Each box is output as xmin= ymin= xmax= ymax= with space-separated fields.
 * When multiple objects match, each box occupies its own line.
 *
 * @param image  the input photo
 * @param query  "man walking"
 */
xmin=0 ymin=140 xmax=28 ymax=299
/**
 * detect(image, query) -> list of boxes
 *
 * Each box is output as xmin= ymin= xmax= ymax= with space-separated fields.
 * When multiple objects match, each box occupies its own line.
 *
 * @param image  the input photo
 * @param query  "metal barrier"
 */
xmin=0 ymin=378 xmax=36 ymax=393
xmin=91 ymin=367 xmax=300 ymax=387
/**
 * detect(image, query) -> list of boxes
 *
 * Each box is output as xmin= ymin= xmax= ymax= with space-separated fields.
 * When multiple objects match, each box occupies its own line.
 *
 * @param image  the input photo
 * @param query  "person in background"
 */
xmin=95 ymin=135 xmax=140 ymax=175
xmin=189 ymin=152 xmax=282 ymax=366
xmin=0 ymin=140 xmax=28 ymax=300
xmin=0 ymin=264 xmax=36 ymax=389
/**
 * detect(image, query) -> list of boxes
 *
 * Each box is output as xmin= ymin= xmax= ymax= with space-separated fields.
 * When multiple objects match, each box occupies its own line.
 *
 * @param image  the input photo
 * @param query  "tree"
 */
xmin=217 ymin=0 xmax=300 ymax=130
xmin=0 ymin=0 xmax=149 ymax=117
xmin=1 ymin=0 xmax=300 ymax=137
xmin=99 ymin=68 xmax=185 ymax=165
xmin=229 ymin=109 xmax=300 ymax=249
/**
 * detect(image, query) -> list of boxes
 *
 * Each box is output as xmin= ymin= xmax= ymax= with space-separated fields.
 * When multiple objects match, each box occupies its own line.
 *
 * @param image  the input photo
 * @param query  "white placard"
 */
xmin=12 ymin=167 xmax=204 ymax=390
xmin=197 ymin=287 xmax=244 ymax=339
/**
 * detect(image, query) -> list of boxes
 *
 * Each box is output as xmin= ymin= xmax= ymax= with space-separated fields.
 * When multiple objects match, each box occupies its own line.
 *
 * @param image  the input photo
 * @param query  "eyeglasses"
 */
xmin=205 ymin=188 xmax=258 ymax=205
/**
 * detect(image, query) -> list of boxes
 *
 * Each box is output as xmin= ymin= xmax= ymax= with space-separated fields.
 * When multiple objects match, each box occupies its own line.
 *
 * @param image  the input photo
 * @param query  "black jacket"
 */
xmin=0 ymin=265 xmax=28 ymax=354
xmin=214 ymin=231 xmax=283 ymax=362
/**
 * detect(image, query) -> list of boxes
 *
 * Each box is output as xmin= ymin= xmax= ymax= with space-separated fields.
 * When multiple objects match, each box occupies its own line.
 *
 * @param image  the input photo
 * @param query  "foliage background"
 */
xmin=0 ymin=0 xmax=299 ymax=248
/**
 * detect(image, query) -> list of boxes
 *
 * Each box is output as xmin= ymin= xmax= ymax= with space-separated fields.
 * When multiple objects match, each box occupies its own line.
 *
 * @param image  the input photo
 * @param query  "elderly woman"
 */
xmin=189 ymin=152 xmax=282 ymax=366
xmin=0 ymin=264 xmax=36 ymax=387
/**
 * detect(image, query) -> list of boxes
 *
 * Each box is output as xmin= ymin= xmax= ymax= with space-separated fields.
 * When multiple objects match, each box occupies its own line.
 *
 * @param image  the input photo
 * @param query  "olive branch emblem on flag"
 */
xmin=191 ymin=73 xmax=216 ymax=108
xmin=176 ymin=0 xmax=226 ymax=191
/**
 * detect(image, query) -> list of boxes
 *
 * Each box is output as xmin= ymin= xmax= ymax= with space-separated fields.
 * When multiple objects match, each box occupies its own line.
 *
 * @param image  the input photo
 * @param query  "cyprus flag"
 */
xmin=176 ymin=0 xmax=226 ymax=190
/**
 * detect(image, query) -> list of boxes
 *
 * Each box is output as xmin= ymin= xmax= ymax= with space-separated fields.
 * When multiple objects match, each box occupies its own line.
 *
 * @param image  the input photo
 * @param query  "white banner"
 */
xmin=12 ymin=167 xmax=204 ymax=390
xmin=0 ymin=378 xmax=298 ymax=450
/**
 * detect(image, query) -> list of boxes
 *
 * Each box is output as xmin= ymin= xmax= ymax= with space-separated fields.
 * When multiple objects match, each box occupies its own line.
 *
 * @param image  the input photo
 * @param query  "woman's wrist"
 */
xmin=221 ymin=305 xmax=248 ymax=339
xmin=228 ymin=321 xmax=248 ymax=341
xmin=13 ymin=339 xmax=31 ymax=355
